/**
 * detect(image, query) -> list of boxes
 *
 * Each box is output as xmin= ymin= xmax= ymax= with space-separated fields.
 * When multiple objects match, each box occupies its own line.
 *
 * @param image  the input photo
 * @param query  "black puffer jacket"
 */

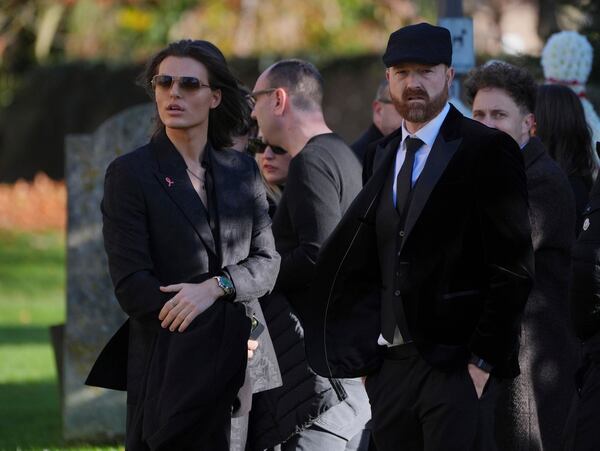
xmin=246 ymin=291 xmax=346 ymax=450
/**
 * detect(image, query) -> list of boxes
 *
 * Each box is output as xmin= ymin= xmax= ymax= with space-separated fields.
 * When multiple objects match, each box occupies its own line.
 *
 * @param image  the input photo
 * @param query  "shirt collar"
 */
xmin=520 ymin=138 xmax=529 ymax=151
xmin=401 ymin=102 xmax=451 ymax=149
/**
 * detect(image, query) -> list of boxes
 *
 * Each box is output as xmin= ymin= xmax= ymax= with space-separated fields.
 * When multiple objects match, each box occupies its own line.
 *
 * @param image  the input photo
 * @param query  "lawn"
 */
xmin=0 ymin=230 xmax=123 ymax=451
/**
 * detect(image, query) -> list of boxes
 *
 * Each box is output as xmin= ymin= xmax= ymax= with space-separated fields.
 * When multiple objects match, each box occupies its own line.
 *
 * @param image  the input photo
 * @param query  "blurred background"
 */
xmin=0 ymin=0 xmax=598 ymax=449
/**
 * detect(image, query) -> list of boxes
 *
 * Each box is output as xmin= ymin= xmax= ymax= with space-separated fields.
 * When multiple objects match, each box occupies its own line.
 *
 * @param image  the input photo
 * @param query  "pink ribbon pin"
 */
xmin=165 ymin=177 xmax=174 ymax=187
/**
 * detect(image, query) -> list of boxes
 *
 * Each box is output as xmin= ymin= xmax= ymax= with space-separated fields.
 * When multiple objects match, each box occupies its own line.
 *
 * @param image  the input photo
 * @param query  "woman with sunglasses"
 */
xmin=248 ymin=136 xmax=291 ymax=217
xmin=86 ymin=40 xmax=280 ymax=451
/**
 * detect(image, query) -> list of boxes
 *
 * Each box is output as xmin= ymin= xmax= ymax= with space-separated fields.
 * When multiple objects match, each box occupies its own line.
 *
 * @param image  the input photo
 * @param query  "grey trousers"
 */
xmin=278 ymin=425 xmax=370 ymax=451
xmin=230 ymin=415 xmax=249 ymax=451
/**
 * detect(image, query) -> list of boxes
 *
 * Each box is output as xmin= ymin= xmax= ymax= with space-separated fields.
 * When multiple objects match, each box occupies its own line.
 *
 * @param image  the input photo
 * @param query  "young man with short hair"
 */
xmin=466 ymin=61 xmax=578 ymax=451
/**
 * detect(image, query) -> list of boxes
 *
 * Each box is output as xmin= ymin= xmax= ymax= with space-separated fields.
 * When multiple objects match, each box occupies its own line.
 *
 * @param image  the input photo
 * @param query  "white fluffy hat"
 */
xmin=541 ymin=31 xmax=593 ymax=87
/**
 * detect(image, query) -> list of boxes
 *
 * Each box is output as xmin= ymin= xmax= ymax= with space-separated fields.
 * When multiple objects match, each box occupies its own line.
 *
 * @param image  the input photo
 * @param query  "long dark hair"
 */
xmin=535 ymin=84 xmax=595 ymax=188
xmin=140 ymin=39 xmax=247 ymax=150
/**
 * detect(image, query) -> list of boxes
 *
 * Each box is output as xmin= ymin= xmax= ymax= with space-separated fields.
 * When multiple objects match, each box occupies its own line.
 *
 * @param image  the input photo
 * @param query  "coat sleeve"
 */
xmin=528 ymin=170 xmax=575 ymax=253
xmin=275 ymin=151 xmax=343 ymax=293
xmin=224 ymin=161 xmax=280 ymax=302
xmin=469 ymin=132 xmax=535 ymax=368
xmin=101 ymin=156 xmax=171 ymax=324
xmin=362 ymin=141 xmax=377 ymax=186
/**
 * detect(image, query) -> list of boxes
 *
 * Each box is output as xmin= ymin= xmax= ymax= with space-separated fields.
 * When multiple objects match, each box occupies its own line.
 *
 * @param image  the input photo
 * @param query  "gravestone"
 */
xmin=63 ymin=103 xmax=154 ymax=441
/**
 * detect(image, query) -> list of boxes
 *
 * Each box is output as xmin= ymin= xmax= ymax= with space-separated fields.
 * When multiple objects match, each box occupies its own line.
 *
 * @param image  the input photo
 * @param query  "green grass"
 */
xmin=0 ymin=230 xmax=122 ymax=451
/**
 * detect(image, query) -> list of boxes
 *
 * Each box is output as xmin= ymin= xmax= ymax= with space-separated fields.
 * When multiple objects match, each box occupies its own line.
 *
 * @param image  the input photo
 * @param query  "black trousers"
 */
xmin=126 ymin=403 xmax=231 ymax=451
xmin=365 ymin=345 xmax=499 ymax=451
xmin=562 ymin=360 xmax=600 ymax=451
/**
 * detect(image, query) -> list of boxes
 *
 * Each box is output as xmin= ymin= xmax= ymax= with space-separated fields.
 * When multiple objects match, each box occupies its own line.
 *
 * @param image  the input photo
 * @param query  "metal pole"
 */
xmin=438 ymin=0 xmax=463 ymax=18
xmin=438 ymin=0 xmax=472 ymax=116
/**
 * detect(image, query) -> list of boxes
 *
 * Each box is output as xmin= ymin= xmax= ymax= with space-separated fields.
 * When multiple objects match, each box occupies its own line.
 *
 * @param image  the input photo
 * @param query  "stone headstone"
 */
xmin=63 ymin=103 xmax=155 ymax=442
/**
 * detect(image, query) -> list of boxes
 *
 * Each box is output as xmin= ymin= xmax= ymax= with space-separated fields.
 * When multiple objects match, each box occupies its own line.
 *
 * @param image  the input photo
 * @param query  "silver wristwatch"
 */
xmin=213 ymin=275 xmax=234 ymax=297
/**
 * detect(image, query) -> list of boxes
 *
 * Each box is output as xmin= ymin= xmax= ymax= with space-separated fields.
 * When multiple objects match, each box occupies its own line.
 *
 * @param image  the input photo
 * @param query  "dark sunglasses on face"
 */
xmin=247 ymin=137 xmax=287 ymax=155
xmin=151 ymin=75 xmax=212 ymax=91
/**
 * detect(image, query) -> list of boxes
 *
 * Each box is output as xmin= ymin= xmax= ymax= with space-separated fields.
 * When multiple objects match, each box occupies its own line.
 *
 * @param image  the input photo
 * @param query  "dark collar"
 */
xmin=437 ymin=104 xmax=463 ymax=142
xmin=374 ymin=125 xmax=403 ymax=152
xmin=151 ymin=129 xmax=215 ymax=173
xmin=362 ymin=124 xmax=384 ymax=143
xmin=522 ymin=136 xmax=547 ymax=169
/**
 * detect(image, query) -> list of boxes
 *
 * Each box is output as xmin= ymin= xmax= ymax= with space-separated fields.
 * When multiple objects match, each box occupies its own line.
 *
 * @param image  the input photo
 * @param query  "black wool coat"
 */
xmin=495 ymin=137 xmax=579 ymax=451
xmin=86 ymin=131 xmax=280 ymax=451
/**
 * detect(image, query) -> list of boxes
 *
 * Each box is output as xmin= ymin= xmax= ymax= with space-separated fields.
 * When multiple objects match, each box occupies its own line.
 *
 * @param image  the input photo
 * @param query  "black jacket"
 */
xmin=495 ymin=137 xmax=578 ymax=451
xmin=571 ymin=176 xmax=600 ymax=341
xmin=351 ymin=123 xmax=383 ymax=164
xmin=86 ymin=131 xmax=280 ymax=450
xmin=302 ymin=106 xmax=534 ymax=379
xmin=569 ymin=174 xmax=592 ymax=235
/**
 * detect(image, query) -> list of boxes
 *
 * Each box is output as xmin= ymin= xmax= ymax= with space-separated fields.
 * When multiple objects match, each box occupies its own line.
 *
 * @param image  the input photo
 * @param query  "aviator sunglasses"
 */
xmin=247 ymin=137 xmax=287 ymax=155
xmin=151 ymin=75 xmax=212 ymax=91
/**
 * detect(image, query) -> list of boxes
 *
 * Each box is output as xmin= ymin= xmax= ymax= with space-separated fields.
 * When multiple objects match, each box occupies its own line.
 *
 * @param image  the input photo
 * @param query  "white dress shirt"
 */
xmin=392 ymin=102 xmax=451 ymax=204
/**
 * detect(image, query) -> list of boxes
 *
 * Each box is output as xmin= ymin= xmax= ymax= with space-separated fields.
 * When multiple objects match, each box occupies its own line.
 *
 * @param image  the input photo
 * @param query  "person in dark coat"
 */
xmin=248 ymin=59 xmax=370 ymax=450
xmin=466 ymin=61 xmax=578 ymax=451
xmin=85 ymin=40 xmax=280 ymax=451
xmin=247 ymin=138 xmax=332 ymax=451
xmin=562 ymin=174 xmax=600 ymax=450
xmin=351 ymin=79 xmax=402 ymax=164
xmin=535 ymin=83 xmax=596 ymax=235
xmin=301 ymin=23 xmax=534 ymax=451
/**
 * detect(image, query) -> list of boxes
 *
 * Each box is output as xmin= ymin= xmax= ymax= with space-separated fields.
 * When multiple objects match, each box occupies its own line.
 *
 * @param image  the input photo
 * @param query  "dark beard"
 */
xmin=393 ymin=84 xmax=449 ymax=124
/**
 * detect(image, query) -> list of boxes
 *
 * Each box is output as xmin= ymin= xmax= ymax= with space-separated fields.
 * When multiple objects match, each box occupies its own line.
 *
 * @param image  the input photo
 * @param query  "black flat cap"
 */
xmin=383 ymin=22 xmax=452 ymax=67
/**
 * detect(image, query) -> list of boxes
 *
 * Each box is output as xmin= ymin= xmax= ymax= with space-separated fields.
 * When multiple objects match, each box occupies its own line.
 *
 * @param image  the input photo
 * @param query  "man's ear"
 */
xmin=373 ymin=100 xmax=383 ymax=128
xmin=446 ymin=66 xmax=455 ymax=88
xmin=273 ymin=87 xmax=287 ymax=116
xmin=523 ymin=112 xmax=535 ymax=134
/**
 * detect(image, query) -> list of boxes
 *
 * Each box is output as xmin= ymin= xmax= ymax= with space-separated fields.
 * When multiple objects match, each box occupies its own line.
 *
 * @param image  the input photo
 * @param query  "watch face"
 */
xmin=219 ymin=276 xmax=234 ymax=293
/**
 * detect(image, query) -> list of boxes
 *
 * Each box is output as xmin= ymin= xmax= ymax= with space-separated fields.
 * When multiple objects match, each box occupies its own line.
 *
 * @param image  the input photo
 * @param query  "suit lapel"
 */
xmin=372 ymin=129 xmax=402 ymax=176
xmin=152 ymin=132 xmax=217 ymax=257
xmin=360 ymin=136 xmax=402 ymax=220
xmin=401 ymin=106 xmax=463 ymax=250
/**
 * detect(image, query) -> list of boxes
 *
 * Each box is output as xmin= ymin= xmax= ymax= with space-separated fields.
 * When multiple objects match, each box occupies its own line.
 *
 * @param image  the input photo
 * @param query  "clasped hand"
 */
xmin=158 ymin=280 xmax=260 ymax=360
xmin=158 ymin=280 xmax=221 ymax=332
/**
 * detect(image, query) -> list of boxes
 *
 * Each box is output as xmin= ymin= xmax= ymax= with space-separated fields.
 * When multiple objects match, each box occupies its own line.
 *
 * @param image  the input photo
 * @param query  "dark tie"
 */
xmin=381 ymin=136 xmax=423 ymax=343
xmin=395 ymin=136 xmax=423 ymax=216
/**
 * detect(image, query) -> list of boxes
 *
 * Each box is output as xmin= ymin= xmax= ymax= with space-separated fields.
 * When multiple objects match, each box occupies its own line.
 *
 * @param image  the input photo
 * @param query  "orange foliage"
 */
xmin=0 ymin=173 xmax=66 ymax=232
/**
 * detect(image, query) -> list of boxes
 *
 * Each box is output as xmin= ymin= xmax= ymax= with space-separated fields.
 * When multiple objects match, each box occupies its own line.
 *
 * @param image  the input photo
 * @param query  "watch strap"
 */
xmin=469 ymin=354 xmax=494 ymax=373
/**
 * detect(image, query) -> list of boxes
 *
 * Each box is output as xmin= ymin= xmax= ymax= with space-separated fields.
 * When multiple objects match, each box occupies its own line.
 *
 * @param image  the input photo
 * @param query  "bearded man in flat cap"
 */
xmin=300 ymin=22 xmax=534 ymax=451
